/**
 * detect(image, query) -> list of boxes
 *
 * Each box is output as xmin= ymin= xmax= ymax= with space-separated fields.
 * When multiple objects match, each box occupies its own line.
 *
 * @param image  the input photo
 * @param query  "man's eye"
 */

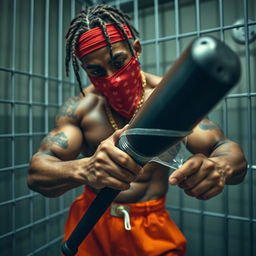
xmin=90 ymin=69 xmax=105 ymax=77
xmin=113 ymin=60 xmax=125 ymax=69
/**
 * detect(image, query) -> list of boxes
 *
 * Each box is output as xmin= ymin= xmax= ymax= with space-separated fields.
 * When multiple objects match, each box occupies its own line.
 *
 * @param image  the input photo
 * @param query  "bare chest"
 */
xmin=80 ymin=101 xmax=128 ymax=155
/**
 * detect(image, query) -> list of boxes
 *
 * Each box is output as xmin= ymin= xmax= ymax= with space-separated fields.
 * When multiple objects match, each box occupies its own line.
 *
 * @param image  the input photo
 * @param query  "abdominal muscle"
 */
xmin=88 ymin=164 xmax=170 ymax=203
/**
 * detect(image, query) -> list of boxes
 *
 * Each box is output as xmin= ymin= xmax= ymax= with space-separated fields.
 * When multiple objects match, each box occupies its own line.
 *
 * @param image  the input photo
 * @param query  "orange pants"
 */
xmin=64 ymin=187 xmax=186 ymax=256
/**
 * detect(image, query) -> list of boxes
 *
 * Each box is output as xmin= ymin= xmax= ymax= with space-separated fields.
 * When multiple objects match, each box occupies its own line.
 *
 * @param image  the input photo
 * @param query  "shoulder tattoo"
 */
xmin=56 ymin=96 xmax=81 ymax=120
xmin=41 ymin=132 xmax=69 ymax=149
xmin=199 ymin=119 xmax=220 ymax=131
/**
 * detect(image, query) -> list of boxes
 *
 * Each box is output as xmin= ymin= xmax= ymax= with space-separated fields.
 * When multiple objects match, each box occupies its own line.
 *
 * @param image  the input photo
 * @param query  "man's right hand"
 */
xmin=76 ymin=126 xmax=143 ymax=190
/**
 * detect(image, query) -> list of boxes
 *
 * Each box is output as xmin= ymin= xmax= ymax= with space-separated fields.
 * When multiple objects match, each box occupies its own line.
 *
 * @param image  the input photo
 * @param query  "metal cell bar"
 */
xmin=218 ymin=1 xmax=229 ymax=255
xmin=226 ymin=93 xmax=256 ymax=98
xmin=0 ymin=66 xmax=76 ymax=85
xmin=0 ymin=132 xmax=46 ymax=138
xmin=166 ymin=205 xmax=256 ymax=223
xmin=11 ymin=1 xmax=17 ymax=255
xmin=141 ymin=20 xmax=256 ymax=46
xmin=0 ymin=100 xmax=59 ymax=107
xmin=174 ymin=0 xmax=184 ymax=233
xmin=195 ymin=1 xmax=204 ymax=254
xmin=133 ymin=0 xmax=139 ymax=30
xmin=70 ymin=0 xmax=77 ymax=202
xmin=44 ymin=0 xmax=50 ymax=249
xmin=57 ymin=0 xmax=65 ymax=242
xmin=154 ymin=0 xmax=160 ymax=75
xmin=173 ymin=0 xmax=180 ymax=90
xmin=243 ymin=0 xmax=254 ymax=255
xmin=70 ymin=0 xmax=76 ymax=98
xmin=28 ymin=1 xmax=34 ymax=253
xmin=58 ymin=0 xmax=63 ymax=106
xmin=195 ymin=0 xmax=200 ymax=35
xmin=0 ymin=163 xmax=29 ymax=173
xmin=0 ymin=193 xmax=36 ymax=207
xmin=116 ymin=0 xmax=120 ymax=9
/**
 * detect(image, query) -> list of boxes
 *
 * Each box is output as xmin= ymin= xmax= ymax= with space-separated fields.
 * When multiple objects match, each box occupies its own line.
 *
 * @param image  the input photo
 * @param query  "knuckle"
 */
xmin=95 ymin=153 xmax=106 ymax=163
xmin=120 ymin=183 xmax=130 ymax=191
xmin=119 ymin=154 xmax=130 ymax=166
xmin=212 ymin=171 xmax=221 ymax=180
xmin=188 ymin=157 xmax=203 ymax=169
xmin=197 ymin=153 xmax=205 ymax=158
xmin=216 ymin=182 xmax=224 ymax=191
xmin=205 ymin=161 xmax=215 ymax=170
xmin=94 ymin=170 xmax=104 ymax=180
xmin=112 ymin=181 xmax=129 ymax=190
xmin=187 ymin=161 xmax=196 ymax=170
xmin=94 ymin=161 xmax=102 ymax=170
xmin=99 ymin=141 xmax=109 ymax=151
xmin=190 ymin=188 xmax=200 ymax=197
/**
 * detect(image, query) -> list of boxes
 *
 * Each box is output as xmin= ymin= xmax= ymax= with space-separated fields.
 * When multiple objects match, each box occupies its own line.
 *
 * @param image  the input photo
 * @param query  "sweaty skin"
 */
xmin=27 ymin=41 xmax=247 ymax=202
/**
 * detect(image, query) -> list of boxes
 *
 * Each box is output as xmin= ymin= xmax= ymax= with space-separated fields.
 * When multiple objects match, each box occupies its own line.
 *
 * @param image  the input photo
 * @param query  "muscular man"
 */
xmin=27 ymin=4 xmax=247 ymax=256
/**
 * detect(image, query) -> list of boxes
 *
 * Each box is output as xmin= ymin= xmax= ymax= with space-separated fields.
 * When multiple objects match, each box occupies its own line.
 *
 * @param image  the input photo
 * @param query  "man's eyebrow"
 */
xmin=84 ymin=52 xmax=126 ymax=69
xmin=84 ymin=64 xmax=101 ymax=69
xmin=109 ymin=52 xmax=126 ymax=63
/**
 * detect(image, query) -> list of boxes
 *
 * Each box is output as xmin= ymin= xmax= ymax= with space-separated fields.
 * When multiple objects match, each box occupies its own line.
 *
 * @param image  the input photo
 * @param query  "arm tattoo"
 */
xmin=199 ymin=119 xmax=220 ymax=131
xmin=41 ymin=132 xmax=69 ymax=149
xmin=56 ymin=96 xmax=80 ymax=120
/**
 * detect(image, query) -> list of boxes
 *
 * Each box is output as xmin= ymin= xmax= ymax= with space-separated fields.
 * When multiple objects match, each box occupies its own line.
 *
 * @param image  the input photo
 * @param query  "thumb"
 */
xmin=111 ymin=124 xmax=129 ymax=145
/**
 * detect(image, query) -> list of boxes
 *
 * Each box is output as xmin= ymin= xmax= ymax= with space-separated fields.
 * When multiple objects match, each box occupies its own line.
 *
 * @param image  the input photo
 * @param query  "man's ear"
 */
xmin=132 ymin=39 xmax=142 ymax=57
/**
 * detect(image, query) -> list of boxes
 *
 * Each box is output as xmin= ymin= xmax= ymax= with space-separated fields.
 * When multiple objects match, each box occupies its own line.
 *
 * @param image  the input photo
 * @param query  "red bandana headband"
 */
xmin=76 ymin=24 xmax=133 ymax=59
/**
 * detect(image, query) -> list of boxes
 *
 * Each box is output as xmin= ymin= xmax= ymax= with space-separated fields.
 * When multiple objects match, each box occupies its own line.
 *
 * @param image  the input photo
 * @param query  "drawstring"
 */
xmin=115 ymin=205 xmax=131 ymax=231
xmin=120 ymin=208 xmax=131 ymax=230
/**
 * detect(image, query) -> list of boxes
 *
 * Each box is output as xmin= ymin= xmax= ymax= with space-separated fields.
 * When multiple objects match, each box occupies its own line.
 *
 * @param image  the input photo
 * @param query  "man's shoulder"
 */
xmin=56 ymin=85 xmax=101 ymax=125
xmin=144 ymin=72 xmax=162 ymax=88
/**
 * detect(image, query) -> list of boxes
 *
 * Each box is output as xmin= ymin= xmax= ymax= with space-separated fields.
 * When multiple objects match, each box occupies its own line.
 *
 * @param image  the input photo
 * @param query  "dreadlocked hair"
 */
xmin=65 ymin=4 xmax=140 ymax=96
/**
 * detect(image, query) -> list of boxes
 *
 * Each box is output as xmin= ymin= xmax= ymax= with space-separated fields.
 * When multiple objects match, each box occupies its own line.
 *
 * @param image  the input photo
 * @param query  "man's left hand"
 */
xmin=169 ymin=153 xmax=227 ymax=200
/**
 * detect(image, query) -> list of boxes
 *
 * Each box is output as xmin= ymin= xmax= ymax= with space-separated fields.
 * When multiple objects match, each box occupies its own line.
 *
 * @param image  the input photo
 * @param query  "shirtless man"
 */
xmin=27 ymin=4 xmax=247 ymax=256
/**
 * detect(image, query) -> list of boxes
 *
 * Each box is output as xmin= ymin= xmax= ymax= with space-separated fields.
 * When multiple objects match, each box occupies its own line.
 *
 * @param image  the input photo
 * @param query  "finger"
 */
xmin=183 ymin=165 xmax=226 ymax=198
xmin=105 ymin=144 xmax=142 ymax=175
xmin=94 ymin=150 xmax=137 ymax=183
xmin=178 ymin=159 xmax=216 ymax=190
xmin=178 ymin=171 xmax=206 ymax=190
xmin=110 ymin=124 xmax=129 ymax=145
xmin=184 ymin=179 xmax=213 ymax=198
xmin=104 ymin=158 xmax=139 ymax=183
xmin=196 ymin=183 xmax=225 ymax=200
xmin=102 ymin=176 xmax=131 ymax=191
xmin=184 ymin=173 xmax=225 ymax=199
xmin=169 ymin=156 xmax=204 ymax=185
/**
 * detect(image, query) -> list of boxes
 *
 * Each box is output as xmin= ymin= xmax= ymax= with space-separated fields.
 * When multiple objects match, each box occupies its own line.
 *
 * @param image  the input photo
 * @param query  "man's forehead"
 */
xmin=81 ymin=41 xmax=130 ymax=64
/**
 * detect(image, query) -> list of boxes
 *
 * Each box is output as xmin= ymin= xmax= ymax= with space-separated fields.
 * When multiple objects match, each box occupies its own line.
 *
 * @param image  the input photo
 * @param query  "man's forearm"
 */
xmin=209 ymin=140 xmax=247 ymax=185
xmin=27 ymin=151 xmax=85 ymax=197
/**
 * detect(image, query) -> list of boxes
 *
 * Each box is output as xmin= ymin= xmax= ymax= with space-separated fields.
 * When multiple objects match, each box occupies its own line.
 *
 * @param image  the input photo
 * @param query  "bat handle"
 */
xmin=61 ymin=187 xmax=120 ymax=255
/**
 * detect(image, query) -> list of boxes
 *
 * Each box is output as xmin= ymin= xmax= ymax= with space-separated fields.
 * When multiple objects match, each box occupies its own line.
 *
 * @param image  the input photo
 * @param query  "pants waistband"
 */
xmin=84 ymin=186 xmax=166 ymax=215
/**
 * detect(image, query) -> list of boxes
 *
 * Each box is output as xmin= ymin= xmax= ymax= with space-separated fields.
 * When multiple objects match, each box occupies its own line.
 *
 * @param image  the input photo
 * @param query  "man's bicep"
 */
xmin=38 ymin=124 xmax=83 ymax=161
xmin=186 ymin=118 xmax=226 ymax=156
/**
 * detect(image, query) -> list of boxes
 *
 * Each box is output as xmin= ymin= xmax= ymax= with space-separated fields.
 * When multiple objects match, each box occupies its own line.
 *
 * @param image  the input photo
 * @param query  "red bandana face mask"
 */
xmin=89 ymin=57 xmax=143 ymax=118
